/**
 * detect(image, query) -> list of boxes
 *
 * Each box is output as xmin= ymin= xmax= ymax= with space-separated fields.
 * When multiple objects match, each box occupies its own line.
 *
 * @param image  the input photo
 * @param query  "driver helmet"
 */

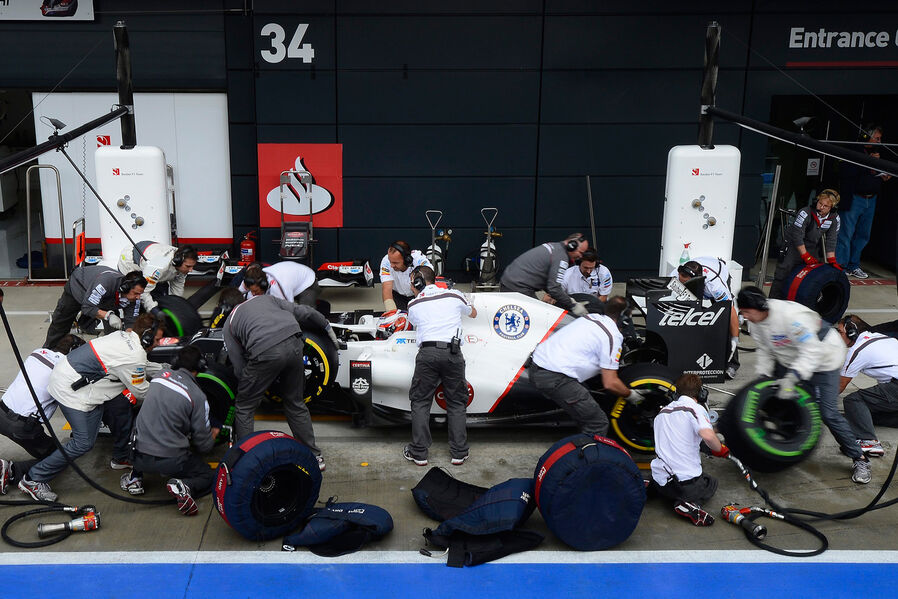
xmin=376 ymin=309 xmax=410 ymax=339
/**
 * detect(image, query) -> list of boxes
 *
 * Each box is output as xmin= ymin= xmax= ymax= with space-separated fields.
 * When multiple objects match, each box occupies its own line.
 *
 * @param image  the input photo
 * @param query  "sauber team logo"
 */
xmin=493 ymin=304 xmax=530 ymax=340
xmin=434 ymin=381 xmax=474 ymax=410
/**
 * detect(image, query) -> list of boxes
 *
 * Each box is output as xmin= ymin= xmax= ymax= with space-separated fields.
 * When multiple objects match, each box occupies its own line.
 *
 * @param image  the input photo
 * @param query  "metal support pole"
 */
xmin=25 ymin=165 xmax=68 ymax=282
xmin=756 ymin=164 xmax=782 ymax=288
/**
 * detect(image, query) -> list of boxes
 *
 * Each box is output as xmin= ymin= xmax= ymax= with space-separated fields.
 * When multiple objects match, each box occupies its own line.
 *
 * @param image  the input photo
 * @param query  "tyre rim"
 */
xmin=741 ymin=382 xmax=821 ymax=456
xmin=250 ymin=465 xmax=310 ymax=527
xmin=303 ymin=338 xmax=330 ymax=403
xmin=610 ymin=377 xmax=675 ymax=452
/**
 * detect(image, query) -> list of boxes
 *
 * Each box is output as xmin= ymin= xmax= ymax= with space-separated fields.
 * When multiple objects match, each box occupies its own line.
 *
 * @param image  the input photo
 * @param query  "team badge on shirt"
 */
xmin=493 ymin=304 xmax=531 ymax=340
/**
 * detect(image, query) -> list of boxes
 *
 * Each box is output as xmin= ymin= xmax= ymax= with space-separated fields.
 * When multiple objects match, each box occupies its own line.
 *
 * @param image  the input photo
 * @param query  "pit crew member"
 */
xmin=118 ymin=241 xmax=198 ymax=315
xmin=736 ymin=286 xmax=867 ymax=483
xmin=837 ymin=314 xmax=898 ymax=458
xmin=222 ymin=291 xmax=338 ymax=472
xmin=560 ymin=249 xmax=613 ymax=302
xmin=651 ymin=373 xmax=728 ymax=527
xmin=379 ymin=241 xmax=432 ymax=311
xmin=44 ymin=267 xmax=146 ymax=350
xmin=500 ymin=233 xmax=590 ymax=316
xmin=10 ymin=314 xmax=164 ymax=502
xmin=238 ymin=261 xmax=320 ymax=307
xmin=403 ymin=266 xmax=476 ymax=467
xmin=527 ymin=296 xmax=645 ymax=436
xmin=120 ymin=346 xmax=218 ymax=516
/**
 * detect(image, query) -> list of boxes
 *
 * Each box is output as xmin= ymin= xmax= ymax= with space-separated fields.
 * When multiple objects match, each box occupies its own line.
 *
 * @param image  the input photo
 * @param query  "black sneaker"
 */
xmin=403 ymin=445 xmax=427 ymax=466
xmin=674 ymin=501 xmax=715 ymax=526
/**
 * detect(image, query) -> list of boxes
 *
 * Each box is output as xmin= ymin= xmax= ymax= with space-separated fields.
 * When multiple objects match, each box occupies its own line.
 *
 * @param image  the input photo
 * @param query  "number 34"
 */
xmin=260 ymin=23 xmax=315 ymax=64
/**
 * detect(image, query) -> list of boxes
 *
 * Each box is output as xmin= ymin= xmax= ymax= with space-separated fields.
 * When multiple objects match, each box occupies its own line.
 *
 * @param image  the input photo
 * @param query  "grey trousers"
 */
xmin=844 ymin=379 xmax=898 ymax=440
xmin=234 ymin=335 xmax=320 ymax=454
xmin=528 ymin=363 xmax=609 ymax=437
xmin=407 ymin=347 xmax=469 ymax=460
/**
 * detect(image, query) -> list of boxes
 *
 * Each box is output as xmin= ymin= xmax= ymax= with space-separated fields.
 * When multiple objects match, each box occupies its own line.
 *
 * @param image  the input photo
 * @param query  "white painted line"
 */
xmin=849 ymin=309 xmax=898 ymax=314
xmin=0 ymin=550 xmax=896 ymax=566
xmin=3 ymin=311 xmax=51 ymax=316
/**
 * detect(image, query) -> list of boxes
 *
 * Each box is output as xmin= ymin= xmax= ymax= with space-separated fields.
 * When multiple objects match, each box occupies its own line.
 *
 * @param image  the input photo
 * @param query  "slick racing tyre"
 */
xmin=264 ymin=328 xmax=339 ymax=406
xmin=156 ymin=295 xmax=204 ymax=338
xmin=717 ymin=377 xmax=822 ymax=473
xmin=196 ymin=362 xmax=237 ymax=425
xmin=607 ymin=363 xmax=677 ymax=454
xmin=785 ymin=264 xmax=850 ymax=323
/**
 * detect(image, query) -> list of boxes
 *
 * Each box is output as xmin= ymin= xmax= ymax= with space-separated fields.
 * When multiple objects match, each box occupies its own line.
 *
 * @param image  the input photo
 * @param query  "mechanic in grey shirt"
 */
xmin=44 ymin=266 xmax=146 ymax=350
xmin=499 ymin=233 xmax=590 ymax=316
xmin=221 ymin=288 xmax=338 ymax=471
xmin=120 ymin=346 xmax=218 ymax=515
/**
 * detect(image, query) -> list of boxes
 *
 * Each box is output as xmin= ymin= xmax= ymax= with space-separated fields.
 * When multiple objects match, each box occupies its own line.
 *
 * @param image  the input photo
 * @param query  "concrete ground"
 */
xmin=0 ymin=268 xmax=897 ymax=559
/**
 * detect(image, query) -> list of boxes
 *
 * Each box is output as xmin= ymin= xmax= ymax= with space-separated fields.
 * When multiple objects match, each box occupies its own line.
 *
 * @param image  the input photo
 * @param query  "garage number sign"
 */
xmin=260 ymin=23 xmax=315 ymax=64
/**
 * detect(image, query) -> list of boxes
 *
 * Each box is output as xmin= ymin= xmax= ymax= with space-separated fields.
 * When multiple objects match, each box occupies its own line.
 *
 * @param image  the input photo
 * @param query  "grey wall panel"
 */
xmin=229 ymin=124 xmax=258 ymax=176
xmin=338 ymin=1 xmax=542 ymax=14
xmin=255 ymin=0 xmax=335 ymax=15
xmin=546 ymin=1 xmax=753 ymax=14
xmin=338 ymin=16 xmax=542 ymax=69
xmin=256 ymin=125 xmax=338 ymax=143
xmin=255 ymin=72 xmax=337 ymax=123
xmin=342 ymin=177 xmax=535 ymax=228
xmin=535 ymin=176 xmax=667 ymax=229
xmin=227 ymin=71 xmax=256 ymax=123
xmin=339 ymin=125 xmax=538 ymax=177
xmin=338 ymin=71 xmax=540 ymax=124
xmin=230 ymin=176 xmax=260 ymax=227
xmin=225 ymin=14 xmax=256 ymax=70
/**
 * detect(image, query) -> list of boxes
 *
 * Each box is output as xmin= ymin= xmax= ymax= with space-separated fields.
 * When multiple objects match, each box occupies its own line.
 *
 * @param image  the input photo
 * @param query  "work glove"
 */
xmin=384 ymin=298 xmax=398 ymax=311
xmin=104 ymin=311 xmax=123 ymax=330
xmin=627 ymin=388 xmax=648 ymax=406
xmin=775 ymin=371 xmax=800 ymax=400
xmin=711 ymin=444 xmax=730 ymax=459
xmin=325 ymin=325 xmax=340 ymax=348
xmin=800 ymin=251 xmax=819 ymax=266
xmin=728 ymin=336 xmax=739 ymax=362
xmin=570 ymin=301 xmax=589 ymax=317
xmin=827 ymin=256 xmax=843 ymax=271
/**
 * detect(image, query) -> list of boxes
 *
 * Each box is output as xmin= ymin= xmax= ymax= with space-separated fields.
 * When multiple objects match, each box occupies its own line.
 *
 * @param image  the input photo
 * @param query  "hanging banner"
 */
xmin=0 ymin=0 xmax=95 ymax=20
xmin=257 ymin=143 xmax=343 ymax=228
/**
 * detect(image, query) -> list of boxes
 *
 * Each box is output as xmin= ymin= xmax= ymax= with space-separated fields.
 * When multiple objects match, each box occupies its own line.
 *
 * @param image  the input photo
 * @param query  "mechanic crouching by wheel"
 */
xmin=403 ymin=266 xmax=477 ymax=467
xmin=120 ymin=346 xmax=219 ymax=516
xmin=221 ymin=288 xmax=339 ymax=472
xmin=769 ymin=189 xmax=841 ymax=299
xmin=118 ymin=242 xmax=198 ymax=316
xmin=736 ymin=286 xmax=870 ymax=483
xmin=500 ymin=233 xmax=590 ymax=317
xmin=380 ymin=241 xmax=433 ymax=311
xmin=651 ymin=373 xmax=729 ymax=527
xmin=527 ymin=296 xmax=646 ymax=436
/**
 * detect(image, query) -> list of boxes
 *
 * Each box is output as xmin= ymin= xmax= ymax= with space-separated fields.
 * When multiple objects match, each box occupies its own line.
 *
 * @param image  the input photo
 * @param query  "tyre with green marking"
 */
xmin=718 ymin=376 xmax=822 ymax=473
xmin=196 ymin=362 xmax=237 ymax=424
xmin=156 ymin=295 xmax=203 ymax=339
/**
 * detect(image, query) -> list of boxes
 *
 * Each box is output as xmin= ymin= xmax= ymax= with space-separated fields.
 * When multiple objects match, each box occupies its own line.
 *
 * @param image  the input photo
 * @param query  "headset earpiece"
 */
xmin=564 ymin=235 xmax=586 ymax=253
xmin=390 ymin=243 xmax=413 ymax=268
xmin=140 ymin=317 xmax=161 ymax=349
xmin=843 ymin=316 xmax=860 ymax=342
xmin=120 ymin=271 xmax=148 ymax=295
xmin=412 ymin=272 xmax=427 ymax=292
xmin=243 ymin=263 xmax=270 ymax=292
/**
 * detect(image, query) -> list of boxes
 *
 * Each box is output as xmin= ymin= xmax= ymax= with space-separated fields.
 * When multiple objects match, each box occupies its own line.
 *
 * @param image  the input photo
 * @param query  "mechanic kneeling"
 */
xmin=528 ymin=296 xmax=645 ymax=436
xmin=120 ymin=346 xmax=218 ymax=516
xmin=404 ymin=266 xmax=477 ymax=467
xmin=650 ymin=373 xmax=728 ymax=527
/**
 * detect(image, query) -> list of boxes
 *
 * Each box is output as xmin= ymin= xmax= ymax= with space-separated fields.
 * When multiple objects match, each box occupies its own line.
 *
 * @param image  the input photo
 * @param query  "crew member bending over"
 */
xmin=118 ymin=242 xmax=198 ymax=315
xmin=379 ymin=241 xmax=432 ymax=311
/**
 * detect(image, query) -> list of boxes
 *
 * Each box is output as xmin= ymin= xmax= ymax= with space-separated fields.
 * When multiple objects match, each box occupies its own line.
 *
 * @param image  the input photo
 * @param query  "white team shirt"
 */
xmin=651 ymin=395 xmax=713 ymax=485
xmin=532 ymin=313 xmax=622 ymax=382
xmin=841 ymin=332 xmax=898 ymax=383
xmin=117 ymin=242 xmax=186 ymax=311
xmin=407 ymin=285 xmax=473 ymax=346
xmin=379 ymin=250 xmax=432 ymax=298
xmin=669 ymin=256 xmax=732 ymax=302
xmin=1 ymin=348 xmax=64 ymax=418
xmin=239 ymin=261 xmax=316 ymax=300
xmin=562 ymin=264 xmax=613 ymax=297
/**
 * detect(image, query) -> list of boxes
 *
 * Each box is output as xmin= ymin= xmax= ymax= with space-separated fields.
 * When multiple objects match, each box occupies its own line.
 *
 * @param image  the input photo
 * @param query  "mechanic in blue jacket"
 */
xmin=404 ymin=266 xmax=477 ymax=467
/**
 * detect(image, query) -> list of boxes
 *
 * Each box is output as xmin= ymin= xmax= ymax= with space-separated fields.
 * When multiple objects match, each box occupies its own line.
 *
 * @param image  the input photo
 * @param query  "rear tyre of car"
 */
xmin=264 ymin=327 xmax=340 ymax=406
xmin=157 ymin=295 xmax=203 ymax=338
xmin=607 ymin=363 xmax=677 ymax=454
xmin=717 ymin=377 xmax=822 ymax=473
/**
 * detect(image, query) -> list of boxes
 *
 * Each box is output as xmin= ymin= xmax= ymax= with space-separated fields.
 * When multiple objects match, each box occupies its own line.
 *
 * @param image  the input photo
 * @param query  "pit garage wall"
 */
xmin=4 ymin=1 xmax=898 ymax=277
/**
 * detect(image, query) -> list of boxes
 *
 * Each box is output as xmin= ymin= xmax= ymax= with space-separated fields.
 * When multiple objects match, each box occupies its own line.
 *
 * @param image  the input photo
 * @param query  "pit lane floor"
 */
xmin=1 ymin=275 xmax=897 ymax=598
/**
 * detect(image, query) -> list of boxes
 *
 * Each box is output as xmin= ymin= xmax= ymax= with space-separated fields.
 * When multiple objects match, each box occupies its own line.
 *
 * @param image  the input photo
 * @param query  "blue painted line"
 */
xmin=5 ymin=562 xmax=898 ymax=599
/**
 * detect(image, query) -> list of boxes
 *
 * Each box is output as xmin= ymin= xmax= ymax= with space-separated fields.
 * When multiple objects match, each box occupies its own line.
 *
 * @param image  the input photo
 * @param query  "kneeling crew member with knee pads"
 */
xmin=651 ymin=373 xmax=728 ymax=527
xmin=736 ymin=286 xmax=868 ymax=483
xmin=837 ymin=315 xmax=898 ymax=458
xmin=403 ymin=266 xmax=476 ymax=467
xmin=120 ymin=346 xmax=218 ymax=516
xmin=528 ymin=296 xmax=643 ymax=436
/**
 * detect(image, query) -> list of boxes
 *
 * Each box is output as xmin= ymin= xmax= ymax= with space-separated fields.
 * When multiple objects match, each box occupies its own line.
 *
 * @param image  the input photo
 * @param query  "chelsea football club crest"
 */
xmin=493 ymin=304 xmax=530 ymax=340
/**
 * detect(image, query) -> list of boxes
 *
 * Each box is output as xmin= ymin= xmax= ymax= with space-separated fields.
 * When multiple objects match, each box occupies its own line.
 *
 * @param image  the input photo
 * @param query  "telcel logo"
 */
xmin=659 ymin=306 xmax=726 ymax=327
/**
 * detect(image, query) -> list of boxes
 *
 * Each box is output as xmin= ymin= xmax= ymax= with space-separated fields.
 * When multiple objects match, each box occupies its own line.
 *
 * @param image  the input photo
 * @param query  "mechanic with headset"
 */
xmin=560 ymin=249 xmax=613 ymax=302
xmin=4 ymin=314 xmax=165 ymax=502
xmin=836 ymin=314 xmax=898 ymax=459
xmin=403 ymin=266 xmax=477 ymax=467
xmin=43 ymin=266 xmax=147 ymax=350
xmin=500 ymin=233 xmax=590 ymax=316
xmin=528 ymin=296 xmax=645 ymax=436
xmin=238 ymin=261 xmax=320 ymax=307
xmin=222 ymin=292 xmax=338 ymax=472
xmin=651 ymin=373 xmax=729 ymax=527
xmin=736 ymin=286 xmax=869 ymax=484
xmin=117 ymin=241 xmax=198 ymax=315
xmin=120 ymin=346 xmax=218 ymax=516
xmin=379 ymin=240 xmax=433 ymax=311
xmin=0 ymin=335 xmax=84 ymax=462
xmin=769 ymin=189 xmax=841 ymax=299
xmin=671 ymin=258 xmax=741 ymax=379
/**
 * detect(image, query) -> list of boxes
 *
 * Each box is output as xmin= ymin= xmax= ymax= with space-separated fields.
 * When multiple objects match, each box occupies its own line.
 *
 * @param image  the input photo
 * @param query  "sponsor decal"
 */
xmin=465 ymin=334 xmax=481 ymax=344
xmin=394 ymin=338 xmax=410 ymax=344
xmin=112 ymin=168 xmax=120 ymax=176
xmin=257 ymin=144 xmax=343 ymax=228
xmin=434 ymin=382 xmax=474 ymax=410
xmin=692 ymin=168 xmax=700 ymax=176
xmin=97 ymin=135 xmax=111 ymax=147
xmin=493 ymin=304 xmax=531 ymax=340
xmin=658 ymin=306 xmax=726 ymax=327
xmin=696 ymin=353 xmax=713 ymax=369
xmin=351 ymin=377 xmax=370 ymax=395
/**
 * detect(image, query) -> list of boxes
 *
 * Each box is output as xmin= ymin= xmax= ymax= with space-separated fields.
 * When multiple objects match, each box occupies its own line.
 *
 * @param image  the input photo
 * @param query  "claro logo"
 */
xmin=658 ymin=306 xmax=726 ymax=327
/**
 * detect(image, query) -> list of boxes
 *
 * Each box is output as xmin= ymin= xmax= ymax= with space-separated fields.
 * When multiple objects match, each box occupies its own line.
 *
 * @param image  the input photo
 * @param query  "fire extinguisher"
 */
xmin=239 ymin=231 xmax=257 ymax=265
